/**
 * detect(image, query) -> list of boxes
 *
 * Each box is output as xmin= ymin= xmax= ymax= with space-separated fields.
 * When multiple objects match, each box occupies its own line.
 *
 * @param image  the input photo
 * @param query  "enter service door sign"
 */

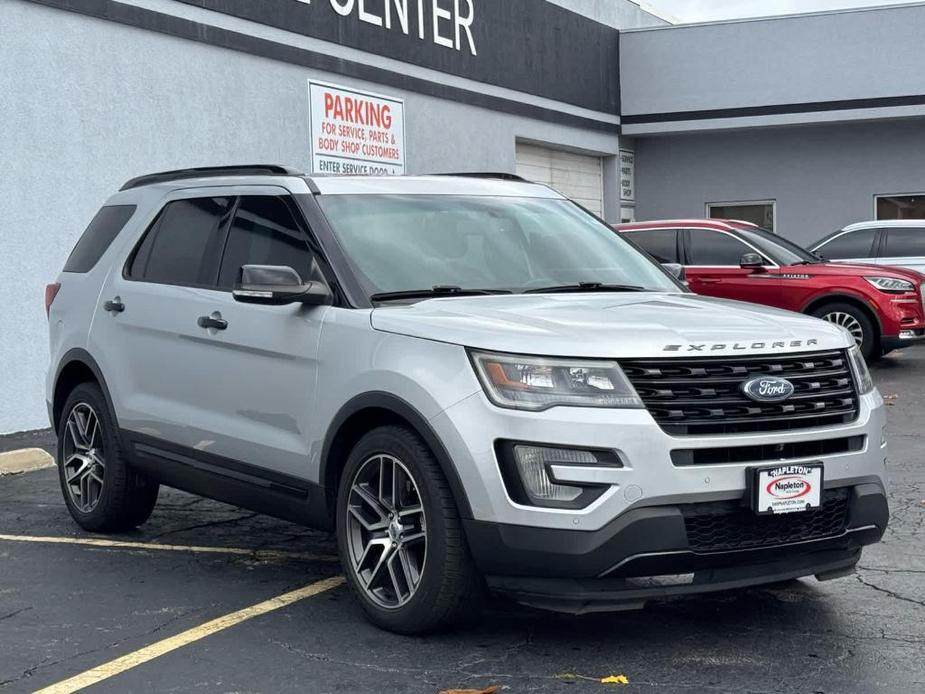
xmin=309 ymin=81 xmax=405 ymax=175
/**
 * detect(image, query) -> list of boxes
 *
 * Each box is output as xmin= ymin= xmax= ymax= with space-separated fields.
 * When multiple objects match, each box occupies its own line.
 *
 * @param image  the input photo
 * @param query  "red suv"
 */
xmin=616 ymin=219 xmax=925 ymax=359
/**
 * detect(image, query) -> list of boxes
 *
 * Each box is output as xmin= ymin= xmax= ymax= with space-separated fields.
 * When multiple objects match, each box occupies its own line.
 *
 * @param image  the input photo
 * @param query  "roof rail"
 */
xmin=431 ymin=172 xmax=527 ymax=182
xmin=120 ymin=165 xmax=304 ymax=191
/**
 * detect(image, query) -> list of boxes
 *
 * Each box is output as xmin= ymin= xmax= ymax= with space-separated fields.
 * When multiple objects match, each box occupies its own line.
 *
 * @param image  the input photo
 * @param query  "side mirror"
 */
xmin=662 ymin=263 xmax=686 ymax=282
xmin=233 ymin=265 xmax=331 ymax=306
xmin=740 ymin=252 xmax=766 ymax=269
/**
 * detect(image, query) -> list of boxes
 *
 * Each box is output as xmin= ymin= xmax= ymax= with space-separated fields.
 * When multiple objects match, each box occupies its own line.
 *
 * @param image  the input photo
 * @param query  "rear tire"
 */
xmin=336 ymin=426 xmax=483 ymax=634
xmin=57 ymin=383 xmax=159 ymax=532
xmin=811 ymin=302 xmax=878 ymax=361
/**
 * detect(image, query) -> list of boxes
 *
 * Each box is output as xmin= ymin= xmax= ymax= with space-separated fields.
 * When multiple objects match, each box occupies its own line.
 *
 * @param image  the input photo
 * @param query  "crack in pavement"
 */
xmin=859 ymin=565 xmax=925 ymax=575
xmin=144 ymin=513 xmax=261 ymax=542
xmin=268 ymin=639 xmax=440 ymax=687
xmin=0 ymin=608 xmax=202 ymax=688
xmin=0 ymin=606 xmax=32 ymax=622
xmin=855 ymin=574 xmax=925 ymax=609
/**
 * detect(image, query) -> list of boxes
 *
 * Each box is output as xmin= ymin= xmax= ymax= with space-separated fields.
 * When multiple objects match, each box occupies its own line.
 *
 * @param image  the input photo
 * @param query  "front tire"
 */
xmin=811 ymin=302 xmax=878 ymax=361
xmin=336 ymin=426 xmax=482 ymax=634
xmin=57 ymin=383 xmax=159 ymax=532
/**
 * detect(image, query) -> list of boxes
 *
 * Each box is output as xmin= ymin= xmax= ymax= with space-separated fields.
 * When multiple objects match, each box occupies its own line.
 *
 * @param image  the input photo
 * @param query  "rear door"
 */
xmin=876 ymin=227 xmax=925 ymax=274
xmin=683 ymin=228 xmax=783 ymax=307
xmin=90 ymin=191 xmax=235 ymax=448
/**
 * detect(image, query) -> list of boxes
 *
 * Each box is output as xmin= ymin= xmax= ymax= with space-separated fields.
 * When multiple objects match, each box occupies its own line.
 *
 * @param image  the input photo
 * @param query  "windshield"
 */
xmin=317 ymin=195 xmax=681 ymax=298
xmin=735 ymin=227 xmax=821 ymax=265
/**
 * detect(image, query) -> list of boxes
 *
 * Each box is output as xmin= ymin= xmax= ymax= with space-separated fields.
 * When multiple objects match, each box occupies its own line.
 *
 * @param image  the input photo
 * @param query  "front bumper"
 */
xmin=432 ymin=389 xmax=888 ymax=532
xmin=468 ymin=482 xmax=887 ymax=613
xmin=882 ymin=328 xmax=925 ymax=351
xmin=432 ymin=382 xmax=889 ymax=610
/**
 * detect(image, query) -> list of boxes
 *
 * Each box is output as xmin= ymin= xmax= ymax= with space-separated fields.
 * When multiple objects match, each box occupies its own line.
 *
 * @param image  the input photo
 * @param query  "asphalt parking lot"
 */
xmin=1 ymin=351 xmax=923 ymax=694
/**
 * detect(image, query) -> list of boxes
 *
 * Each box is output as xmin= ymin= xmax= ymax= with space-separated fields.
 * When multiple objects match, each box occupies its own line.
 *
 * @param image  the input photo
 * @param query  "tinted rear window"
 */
xmin=128 ymin=197 xmax=233 ymax=287
xmin=624 ymin=229 xmax=679 ymax=264
xmin=688 ymin=229 xmax=752 ymax=265
xmin=883 ymin=227 xmax=925 ymax=258
xmin=63 ymin=205 xmax=136 ymax=273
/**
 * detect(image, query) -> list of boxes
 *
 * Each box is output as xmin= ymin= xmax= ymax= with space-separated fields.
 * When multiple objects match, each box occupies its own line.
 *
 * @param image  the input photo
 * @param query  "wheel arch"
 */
xmin=52 ymin=349 xmax=119 ymax=436
xmin=320 ymin=392 xmax=473 ymax=525
xmin=802 ymin=293 xmax=883 ymax=338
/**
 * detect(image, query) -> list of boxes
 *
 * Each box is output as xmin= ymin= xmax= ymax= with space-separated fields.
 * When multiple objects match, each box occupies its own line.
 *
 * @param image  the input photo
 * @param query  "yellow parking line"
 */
xmin=32 ymin=575 xmax=346 ymax=694
xmin=0 ymin=534 xmax=338 ymax=562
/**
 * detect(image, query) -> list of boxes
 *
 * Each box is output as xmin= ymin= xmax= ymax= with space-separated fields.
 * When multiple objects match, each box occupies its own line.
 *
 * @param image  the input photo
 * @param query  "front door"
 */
xmin=190 ymin=193 xmax=330 ymax=479
xmin=683 ymin=228 xmax=782 ymax=308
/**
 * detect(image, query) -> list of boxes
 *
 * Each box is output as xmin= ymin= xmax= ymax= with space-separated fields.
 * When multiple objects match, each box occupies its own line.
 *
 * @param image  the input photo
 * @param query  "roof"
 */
xmin=115 ymin=166 xmax=560 ymax=199
xmin=614 ymin=218 xmax=759 ymax=231
xmin=843 ymin=219 xmax=925 ymax=230
xmin=311 ymin=175 xmax=560 ymax=197
xmin=622 ymin=1 xmax=925 ymax=33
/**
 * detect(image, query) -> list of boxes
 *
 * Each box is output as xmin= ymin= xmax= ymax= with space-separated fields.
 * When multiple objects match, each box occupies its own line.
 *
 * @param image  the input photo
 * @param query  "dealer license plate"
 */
xmin=751 ymin=463 xmax=823 ymax=515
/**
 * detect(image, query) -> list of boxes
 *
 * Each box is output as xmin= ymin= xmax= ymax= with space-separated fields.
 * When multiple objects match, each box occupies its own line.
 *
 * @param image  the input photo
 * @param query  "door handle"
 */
xmin=104 ymin=299 xmax=125 ymax=313
xmin=198 ymin=315 xmax=228 ymax=331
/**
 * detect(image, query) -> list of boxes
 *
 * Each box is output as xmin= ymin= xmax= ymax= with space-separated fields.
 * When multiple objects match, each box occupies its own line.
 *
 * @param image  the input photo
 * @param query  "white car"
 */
xmin=811 ymin=220 xmax=925 ymax=274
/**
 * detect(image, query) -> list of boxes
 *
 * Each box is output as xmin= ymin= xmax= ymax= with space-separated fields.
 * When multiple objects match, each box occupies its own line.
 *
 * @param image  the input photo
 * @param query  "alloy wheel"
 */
xmin=62 ymin=403 xmax=106 ymax=513
xmin=345 ymin=454 xmax=427 ymax=609
xmin=822 ymin=311 xmax=864 ymax=347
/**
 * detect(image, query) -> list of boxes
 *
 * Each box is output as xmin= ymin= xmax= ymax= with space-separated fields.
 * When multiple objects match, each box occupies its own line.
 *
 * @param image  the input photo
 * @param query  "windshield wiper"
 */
xmin=524 ymin=282 xmax=648 ymax=295
xmin=792 ymin=259 xmax=827 ymax=265
xmin=371 ymin=286 xmax=513 ymax=303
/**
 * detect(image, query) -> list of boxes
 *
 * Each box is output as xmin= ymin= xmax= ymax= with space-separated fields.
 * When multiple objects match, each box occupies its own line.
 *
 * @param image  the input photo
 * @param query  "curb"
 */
xmin=0 ymin=448 xmax=55 ymax=475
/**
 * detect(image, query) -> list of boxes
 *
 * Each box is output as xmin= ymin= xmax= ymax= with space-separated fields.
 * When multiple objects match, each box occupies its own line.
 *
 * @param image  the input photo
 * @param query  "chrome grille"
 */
xmin=620 ymin=350 xmax=860 ymax=436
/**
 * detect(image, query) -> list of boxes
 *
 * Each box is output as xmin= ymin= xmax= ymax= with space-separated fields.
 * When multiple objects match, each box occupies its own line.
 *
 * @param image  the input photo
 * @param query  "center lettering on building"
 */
xmin=295 ymin=0 xmax=477 ymax=56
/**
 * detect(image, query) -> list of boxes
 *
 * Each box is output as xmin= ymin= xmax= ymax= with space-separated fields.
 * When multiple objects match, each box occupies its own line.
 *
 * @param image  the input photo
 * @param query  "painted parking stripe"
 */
xmin=33 ymin=575 xmax=346 ymax=694
xmin=0 ymin=534 xmax=338 ymax=562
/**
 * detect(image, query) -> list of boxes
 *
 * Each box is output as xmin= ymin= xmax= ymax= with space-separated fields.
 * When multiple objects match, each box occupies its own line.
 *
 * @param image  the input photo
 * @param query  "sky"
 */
xmin=646 ymin=0 xmax=922 ymax=23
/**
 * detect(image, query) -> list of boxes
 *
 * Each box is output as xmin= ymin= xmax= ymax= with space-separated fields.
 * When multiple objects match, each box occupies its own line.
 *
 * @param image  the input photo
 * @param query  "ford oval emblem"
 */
xmin=741 ymin=376 xmax=795 ymax=403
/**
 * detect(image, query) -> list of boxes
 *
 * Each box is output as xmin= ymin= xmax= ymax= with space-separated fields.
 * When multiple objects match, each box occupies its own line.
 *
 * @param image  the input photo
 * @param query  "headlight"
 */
xmin=865 ymin=276 xmax=915 ymax=292
xmin=470 ymin=351 xmax=643 ymax=411
xmin=847 ymin=345 xmax=874 ymax=394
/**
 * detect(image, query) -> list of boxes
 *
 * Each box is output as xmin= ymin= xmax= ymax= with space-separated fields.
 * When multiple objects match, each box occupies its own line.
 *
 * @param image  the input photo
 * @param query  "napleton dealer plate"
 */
xmin=751 ymin=464 xmax=824 ymax=515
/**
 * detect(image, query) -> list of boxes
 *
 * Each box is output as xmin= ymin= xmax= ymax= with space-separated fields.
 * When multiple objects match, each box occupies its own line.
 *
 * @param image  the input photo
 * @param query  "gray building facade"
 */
xmin=621 ymin=4 xmax=925 ymax=242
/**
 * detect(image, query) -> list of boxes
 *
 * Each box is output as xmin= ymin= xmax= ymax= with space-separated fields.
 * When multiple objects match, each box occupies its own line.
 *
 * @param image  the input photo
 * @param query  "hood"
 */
xmin=793 ymin=262 xmax=925 ymax=281
xmin=371 ymin=292 xmax=852 ymax=358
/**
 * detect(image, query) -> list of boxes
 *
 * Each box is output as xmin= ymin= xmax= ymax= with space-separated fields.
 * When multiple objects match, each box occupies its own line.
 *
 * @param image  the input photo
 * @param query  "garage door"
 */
xmin=515 ymin=143 xmax=604 ymax=216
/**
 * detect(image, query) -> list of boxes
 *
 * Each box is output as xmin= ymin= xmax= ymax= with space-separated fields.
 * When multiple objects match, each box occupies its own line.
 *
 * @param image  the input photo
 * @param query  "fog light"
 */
xmin=900 ymin=330 xmax=915 ymax=339
xmin=496 ymin=442 xmax=621 ymax=509
xmin=513 ymin=446 xmax=593 ymax=503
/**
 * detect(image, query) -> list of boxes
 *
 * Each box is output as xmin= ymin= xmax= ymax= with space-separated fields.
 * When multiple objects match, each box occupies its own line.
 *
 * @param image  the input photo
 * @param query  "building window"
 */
xmin=706 ymin=201 xmax=775 ymax=232
xmin=876 ymin=194 xmax=925 ymax=220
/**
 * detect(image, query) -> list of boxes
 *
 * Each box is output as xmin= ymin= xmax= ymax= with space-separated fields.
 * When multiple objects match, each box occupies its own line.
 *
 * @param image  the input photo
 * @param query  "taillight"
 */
xmin=45 ymin=283 xmax=61 ymax=317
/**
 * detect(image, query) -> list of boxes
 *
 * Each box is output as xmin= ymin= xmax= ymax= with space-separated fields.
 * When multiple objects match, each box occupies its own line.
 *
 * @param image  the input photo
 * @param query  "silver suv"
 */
xmin=47 ymin=166 xmax=889 ymax=633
